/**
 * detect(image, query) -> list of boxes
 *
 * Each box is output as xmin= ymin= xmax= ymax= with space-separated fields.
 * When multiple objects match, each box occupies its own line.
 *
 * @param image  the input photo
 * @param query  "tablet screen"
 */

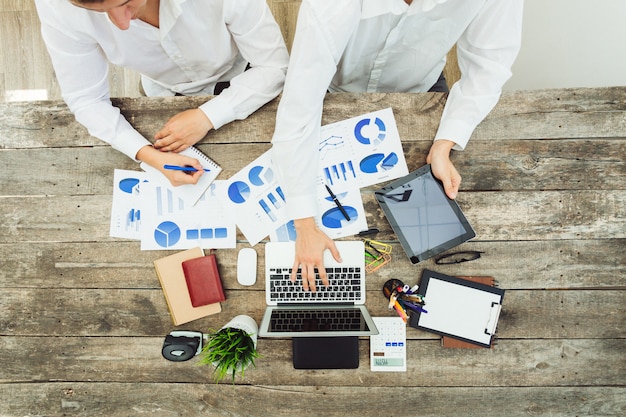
xmin=375 ymin=165 xmax=475 ymax=263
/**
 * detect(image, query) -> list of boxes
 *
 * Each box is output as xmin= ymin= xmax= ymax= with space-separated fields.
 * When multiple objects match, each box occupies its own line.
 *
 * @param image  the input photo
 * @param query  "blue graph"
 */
xmin=185 ymin=227 xmax=229 ymax=240
xmin=248 ymin=165 xmax=274 ymax=186
xmin=319 ymin=135 xmax=345 ymax=158
xmin=259 ymin=199 xmax=277 ymax=222
xmin=275 ymin=220 xmax=297 ymax=241
xmin=154 ymin=221 xmax=181 ymax=248
xmin=228 ymin=181 xmax=251 ymax=204
xmin=359 ymin=152 xmax=399 ymax=173
xmin=354 ymin=117 xmax=386 ymax=145
xmin=119 ymin=178 xmax=140 ymax=194
xmin=321 ymin=206 xmax=358 ymax=229
xmin=324 ymin=161 xmax=357 ymax=185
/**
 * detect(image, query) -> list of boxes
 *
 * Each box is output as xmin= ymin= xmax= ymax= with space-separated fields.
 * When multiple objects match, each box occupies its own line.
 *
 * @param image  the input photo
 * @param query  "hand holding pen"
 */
xmin=155 ymin=150 xmax=204 ymax=186
xmin=164 ymin=165 xmax=211 ymax=173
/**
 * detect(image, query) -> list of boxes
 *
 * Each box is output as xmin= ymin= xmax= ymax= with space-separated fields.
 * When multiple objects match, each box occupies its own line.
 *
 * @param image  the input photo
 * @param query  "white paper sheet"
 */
xmin=109 ymin=169 xmax=149 ymax=240
xmin=417 ymin=278 xmax=502 ymax=345
xmin=139 ymin=180 xmax=236 ymax=250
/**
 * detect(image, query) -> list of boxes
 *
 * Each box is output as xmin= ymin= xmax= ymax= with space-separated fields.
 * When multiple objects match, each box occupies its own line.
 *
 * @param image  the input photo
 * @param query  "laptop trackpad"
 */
xmin=292 ymin=337 xmax=359 ymax=369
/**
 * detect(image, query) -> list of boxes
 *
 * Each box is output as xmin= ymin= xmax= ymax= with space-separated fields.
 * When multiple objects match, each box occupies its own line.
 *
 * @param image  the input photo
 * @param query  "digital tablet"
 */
xmin=375 ymin=164 xmax=475 ymax=263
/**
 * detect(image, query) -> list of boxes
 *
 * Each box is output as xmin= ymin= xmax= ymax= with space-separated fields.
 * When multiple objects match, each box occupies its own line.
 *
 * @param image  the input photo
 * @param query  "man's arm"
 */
xmin=430 ymin=1 xmax=524 ymax=195
xmin=271 ymin=0 xmax=360 ymax=291
xmin=36 ymin=0 xmax=216 ymax=184
xmin=153 ymin=0 xmax=289 ymax=154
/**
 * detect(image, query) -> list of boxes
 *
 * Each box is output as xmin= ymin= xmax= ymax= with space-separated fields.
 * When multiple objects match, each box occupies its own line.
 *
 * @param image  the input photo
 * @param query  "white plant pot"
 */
xmin=222 ymin=314 xmax=258 ymax=346
xmin=210 ymin=315 xmax=258 ymax=377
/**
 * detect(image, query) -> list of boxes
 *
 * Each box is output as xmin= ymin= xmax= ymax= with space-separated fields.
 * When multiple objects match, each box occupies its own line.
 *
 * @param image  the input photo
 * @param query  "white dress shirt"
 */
xmin=35 ymin=0 xmax=289 ymax=160
xmin=271 ymin=0 xmax=523 ymax=220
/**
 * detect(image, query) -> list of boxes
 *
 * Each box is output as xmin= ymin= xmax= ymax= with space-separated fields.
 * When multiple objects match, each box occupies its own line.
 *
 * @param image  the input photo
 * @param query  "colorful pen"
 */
xmin=163 ymin=164 xmax=211 ymax=172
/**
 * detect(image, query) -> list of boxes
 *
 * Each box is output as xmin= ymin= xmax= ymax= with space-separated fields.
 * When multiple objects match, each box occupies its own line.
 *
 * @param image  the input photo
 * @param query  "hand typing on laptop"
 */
xmin=291 ymin=218 xmax=342 ymax=292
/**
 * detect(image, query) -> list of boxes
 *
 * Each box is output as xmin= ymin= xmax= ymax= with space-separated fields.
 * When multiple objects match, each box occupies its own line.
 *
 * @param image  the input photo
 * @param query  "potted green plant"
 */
xmin=198 ymin=315 xmax=259 ymax=383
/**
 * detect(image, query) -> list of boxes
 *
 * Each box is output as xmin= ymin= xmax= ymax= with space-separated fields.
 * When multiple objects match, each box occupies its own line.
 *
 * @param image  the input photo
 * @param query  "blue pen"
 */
xmin=163 ymin=164 xmax=210 ymax=172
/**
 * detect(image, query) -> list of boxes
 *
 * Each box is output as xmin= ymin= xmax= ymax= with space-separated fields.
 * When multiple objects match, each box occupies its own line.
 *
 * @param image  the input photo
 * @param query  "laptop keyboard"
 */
xmin=269 ymin=308 xmax=364 ymax=332
xmin=268 ymin=266 xmax=363 ymax=303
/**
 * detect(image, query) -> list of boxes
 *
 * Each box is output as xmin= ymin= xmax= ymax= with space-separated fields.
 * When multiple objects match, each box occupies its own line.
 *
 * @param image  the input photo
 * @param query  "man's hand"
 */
xmin=427 ymin=139 xmax=461 ymax=199
xmin=291 ymin=217 xmax=342 ymax=292
xmin=153 ymin=109 xmax=214 ymax=153
xmin=136 ymin=145 xmax=204 ymax=186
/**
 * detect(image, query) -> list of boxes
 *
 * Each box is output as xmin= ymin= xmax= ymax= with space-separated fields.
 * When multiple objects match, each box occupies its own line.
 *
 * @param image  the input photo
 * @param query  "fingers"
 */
xmin=153 ymin=133 xmax=189 ymax=153
xmin=167 ymin=169 xmax=203 ymax=186
xmin=292 ymin=258 xmax=322 ymax=292
xmin=305 ymin=263 xmax=318 ymax=292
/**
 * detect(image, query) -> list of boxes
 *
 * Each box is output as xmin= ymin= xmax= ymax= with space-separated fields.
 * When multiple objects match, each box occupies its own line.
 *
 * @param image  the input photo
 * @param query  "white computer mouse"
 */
xmin=237 ymin=247 xmax=257 ymax=286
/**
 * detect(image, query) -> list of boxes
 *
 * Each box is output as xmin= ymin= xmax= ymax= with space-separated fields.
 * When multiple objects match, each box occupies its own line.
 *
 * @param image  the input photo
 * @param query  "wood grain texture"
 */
xmin=0 ymin=337 xmax=624 ymax=386
xmin=1 ymin=383 xmax=623 ymax=417
xmin=1 ymin=240 xmax=624 ymax=290
xmin=1 ymin=88 xmax=624 ymax=416
xmin=0 ymin=289 xmax=624 ymax=339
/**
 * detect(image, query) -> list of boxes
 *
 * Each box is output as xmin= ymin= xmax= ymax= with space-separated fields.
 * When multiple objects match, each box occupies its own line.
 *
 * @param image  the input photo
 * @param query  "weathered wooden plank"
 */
xmin=2 ymin=88 xmax=625 ymax=149
xmin=1 ymin=288 xmax=624 ymax=339
xmin=1 ymin=137 xmax=624 ymax=196
xmin=0 ymin=337 xmax=623 ymax=387
xmin=1 ymin=240 xmax=624 ymax=290
xmin=1 ymin=191 xmax=624 ymax=243
xmin=1 ymin=383 xmax=624 ymax=417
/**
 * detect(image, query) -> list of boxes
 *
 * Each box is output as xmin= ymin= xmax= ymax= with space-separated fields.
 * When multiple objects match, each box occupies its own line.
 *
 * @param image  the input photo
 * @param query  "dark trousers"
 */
xmin=428 ymin=72 xmax=449 ymax=93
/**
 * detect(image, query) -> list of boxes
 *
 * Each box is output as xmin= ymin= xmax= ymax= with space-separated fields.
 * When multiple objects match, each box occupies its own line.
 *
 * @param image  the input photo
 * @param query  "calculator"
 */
xmin=370 ymin=316 xmax=407 ymax=372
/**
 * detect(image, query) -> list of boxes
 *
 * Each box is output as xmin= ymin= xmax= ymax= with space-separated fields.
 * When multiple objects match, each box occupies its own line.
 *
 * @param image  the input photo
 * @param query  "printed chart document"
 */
xmin=140 ymin=180 xmax=236 ymax=250
xmin=223 ymin=151 xmax=292 ymax=246
xmin=223 ymin=108 xmax=408 ymax=245
xmin=319 ymin=107 xmax=408 ymax=189
xmin=110 ymin=169 xmax=149 ymax=240
xmin=110 ymin=170 xmax=236 ymax=250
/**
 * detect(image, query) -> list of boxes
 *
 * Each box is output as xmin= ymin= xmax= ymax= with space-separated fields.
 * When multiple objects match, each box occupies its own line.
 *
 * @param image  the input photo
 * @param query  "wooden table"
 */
xmin=1 ymin=88 xmax=625 ymax=416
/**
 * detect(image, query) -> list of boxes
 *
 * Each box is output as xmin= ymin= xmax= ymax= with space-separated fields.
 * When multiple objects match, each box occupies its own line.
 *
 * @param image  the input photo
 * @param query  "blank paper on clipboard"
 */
xmin=413 ymin=270 xmax=504 ymax=348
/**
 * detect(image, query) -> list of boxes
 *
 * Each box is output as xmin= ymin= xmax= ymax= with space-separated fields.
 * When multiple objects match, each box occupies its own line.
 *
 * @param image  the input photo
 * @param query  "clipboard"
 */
xmin=409 ymin=270 xmax=504 ymax=348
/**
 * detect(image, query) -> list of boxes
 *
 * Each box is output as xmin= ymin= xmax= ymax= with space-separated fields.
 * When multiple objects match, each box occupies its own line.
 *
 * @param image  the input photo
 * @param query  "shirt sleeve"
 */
xmin=270 ymin=0 xmax=361 ymax=220
xmin=35 ymin=1 xmax=151 ymax=161
xmin=199 ymin=0 xmax=289 ymax=130
xmin=435 ymin=0 xmax=524 ymax=150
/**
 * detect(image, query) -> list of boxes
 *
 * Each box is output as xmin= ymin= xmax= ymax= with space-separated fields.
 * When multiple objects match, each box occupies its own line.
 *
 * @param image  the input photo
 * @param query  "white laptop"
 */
xmin=258 ymin=241 xmax=379 ymax=337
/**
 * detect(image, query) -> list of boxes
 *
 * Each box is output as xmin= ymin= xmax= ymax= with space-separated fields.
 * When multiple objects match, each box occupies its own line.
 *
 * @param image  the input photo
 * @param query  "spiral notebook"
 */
xmin=140 ymin=146 xmax=221 ymax=206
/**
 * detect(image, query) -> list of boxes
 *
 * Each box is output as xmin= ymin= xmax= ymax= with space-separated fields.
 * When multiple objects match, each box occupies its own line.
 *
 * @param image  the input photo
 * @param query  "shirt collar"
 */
xmin=160 ymin=0 xmax=187 ymax=35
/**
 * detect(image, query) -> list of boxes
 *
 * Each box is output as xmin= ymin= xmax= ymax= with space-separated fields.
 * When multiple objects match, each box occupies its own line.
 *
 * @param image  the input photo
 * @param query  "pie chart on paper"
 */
xmin=118 ymin=178 xmax=140 ymax=194
xmin=359 ymin=152 xmax=399 ymax=173
xmin=228 ymin=181 xmax=251 ymax=204
xmin=354 ymin=117 xmax=387 ymax=145
xmin=248 ymin=165 xmax=274 ymax=186
xmin=154 ymin=221 xmax=181 ymax=248
xmin=321 ymin=206 xmax=359 ymax=229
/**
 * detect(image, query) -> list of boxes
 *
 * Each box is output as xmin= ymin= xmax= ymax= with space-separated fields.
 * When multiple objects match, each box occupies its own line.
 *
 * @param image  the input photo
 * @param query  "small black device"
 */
xmin=375 ymin=164 xmax=475 ymax=263
xmin=292 ymin=337 xmax=359 ymax=369
xmin=161 ymin=331 xmax=204 ymax=362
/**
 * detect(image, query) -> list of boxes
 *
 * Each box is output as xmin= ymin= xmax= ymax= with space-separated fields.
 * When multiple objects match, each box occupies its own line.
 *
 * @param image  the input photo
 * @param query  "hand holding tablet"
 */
xmin=375 ymin=164 xmax=476 ymax=263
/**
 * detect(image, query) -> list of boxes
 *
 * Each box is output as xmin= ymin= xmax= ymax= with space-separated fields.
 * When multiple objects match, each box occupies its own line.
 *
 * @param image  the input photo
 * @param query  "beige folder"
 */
xmin=153 ymin=247 xmax=221 ymax=325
